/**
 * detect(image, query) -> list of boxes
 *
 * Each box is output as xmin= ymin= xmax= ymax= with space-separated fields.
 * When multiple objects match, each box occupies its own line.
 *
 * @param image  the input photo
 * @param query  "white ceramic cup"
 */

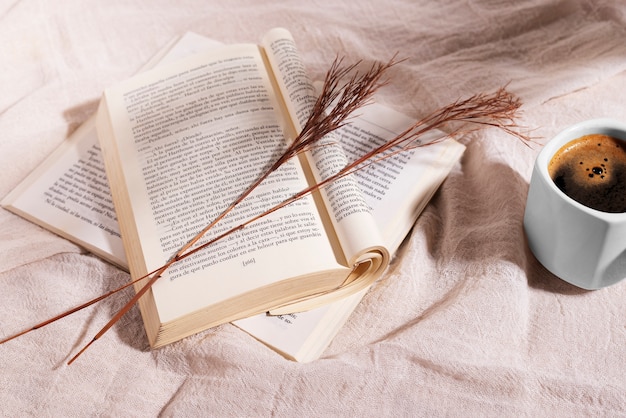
xmin=523 ymin=119 xmax=626 ymax=289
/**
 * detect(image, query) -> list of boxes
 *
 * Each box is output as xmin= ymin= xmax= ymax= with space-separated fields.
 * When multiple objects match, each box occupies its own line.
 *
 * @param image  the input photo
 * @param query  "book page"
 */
xmin=98 ymin=43 xmax=348 ymax=323
xmin=1 ymin=117 xmax=127 ymax=268
xmin=260 ymin=28 xmax=388 ymax=270
xmin=339 ymin=103 xmax=466 ymax=254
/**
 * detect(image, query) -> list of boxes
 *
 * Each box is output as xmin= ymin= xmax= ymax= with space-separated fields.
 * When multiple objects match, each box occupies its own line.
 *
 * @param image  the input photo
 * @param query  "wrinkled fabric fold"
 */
xmin=0 ymin=0 xmax=625 ymax=415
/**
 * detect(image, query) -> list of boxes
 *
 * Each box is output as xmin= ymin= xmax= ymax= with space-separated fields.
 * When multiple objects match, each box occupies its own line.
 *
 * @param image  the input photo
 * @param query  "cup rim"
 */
xmin=536 ymin=118 xmax=626 ymax=220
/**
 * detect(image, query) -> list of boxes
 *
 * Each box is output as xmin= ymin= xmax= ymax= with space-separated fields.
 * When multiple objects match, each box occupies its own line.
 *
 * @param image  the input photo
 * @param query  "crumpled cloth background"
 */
xmin=1 ymin=0 xmax=625 ymax=416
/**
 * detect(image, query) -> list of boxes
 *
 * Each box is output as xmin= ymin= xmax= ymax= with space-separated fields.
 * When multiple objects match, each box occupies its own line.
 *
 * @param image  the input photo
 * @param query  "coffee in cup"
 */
xmin=548 ymin=134 xmax=626 ymax=213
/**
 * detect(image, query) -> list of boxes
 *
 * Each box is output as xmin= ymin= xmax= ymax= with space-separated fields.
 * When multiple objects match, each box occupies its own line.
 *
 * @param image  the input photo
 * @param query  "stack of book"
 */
xmin=2 ymin=28 xmax=464 ymax=362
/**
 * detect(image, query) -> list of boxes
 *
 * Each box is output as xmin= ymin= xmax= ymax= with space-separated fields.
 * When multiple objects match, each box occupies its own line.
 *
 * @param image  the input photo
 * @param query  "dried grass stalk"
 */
xmin=0 ymin=58 xmax=529 ymax=365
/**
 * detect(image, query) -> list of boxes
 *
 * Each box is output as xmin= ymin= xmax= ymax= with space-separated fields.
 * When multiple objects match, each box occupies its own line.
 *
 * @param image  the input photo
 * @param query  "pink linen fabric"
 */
xmin=1 ymin=0 xmax=625 ymax=415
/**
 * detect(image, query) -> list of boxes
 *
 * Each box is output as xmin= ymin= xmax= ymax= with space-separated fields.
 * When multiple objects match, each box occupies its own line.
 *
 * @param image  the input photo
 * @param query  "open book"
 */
xmin=2 ymin=30 xmax=464 ymax=361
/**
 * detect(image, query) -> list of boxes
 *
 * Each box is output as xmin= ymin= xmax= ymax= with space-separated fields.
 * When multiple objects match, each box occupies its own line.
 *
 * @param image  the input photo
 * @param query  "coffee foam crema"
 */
xmin=548 ymin=134 xmax=626 ymax=213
